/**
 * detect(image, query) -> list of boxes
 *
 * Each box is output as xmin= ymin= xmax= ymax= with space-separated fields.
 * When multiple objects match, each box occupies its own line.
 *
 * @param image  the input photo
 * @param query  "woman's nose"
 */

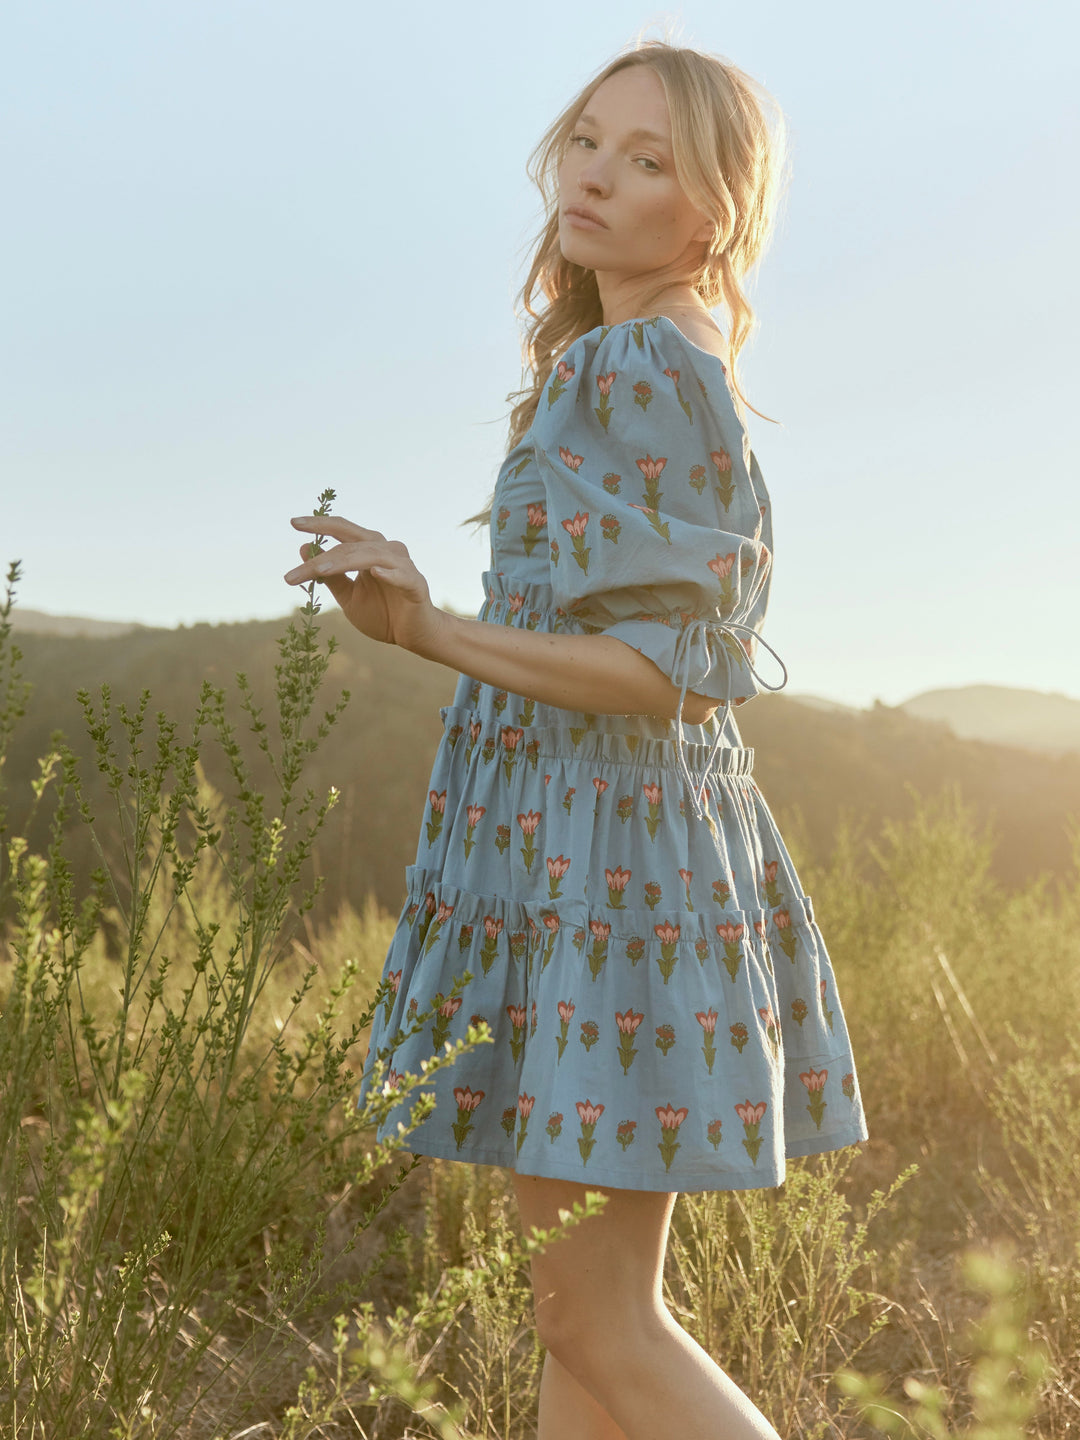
xmin=578 ymin=156 xmax=611 ymax=196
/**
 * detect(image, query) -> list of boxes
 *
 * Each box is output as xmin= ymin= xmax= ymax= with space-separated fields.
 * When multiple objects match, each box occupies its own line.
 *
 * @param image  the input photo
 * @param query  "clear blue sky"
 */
xmin=2 ymin=1 xmax=1077 ymax=707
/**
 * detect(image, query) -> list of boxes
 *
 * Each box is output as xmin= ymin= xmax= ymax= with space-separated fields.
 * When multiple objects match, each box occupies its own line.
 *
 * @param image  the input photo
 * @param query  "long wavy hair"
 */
xmin=464 ymin=39 xmax=789 ymax=529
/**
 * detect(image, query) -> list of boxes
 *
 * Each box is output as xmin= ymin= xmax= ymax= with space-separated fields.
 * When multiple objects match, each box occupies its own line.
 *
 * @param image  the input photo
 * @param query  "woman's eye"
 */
xmin=570 ymin=133 xmax=596 ymax=149
xmin=636 ymin=156 xmax=661 ymax=172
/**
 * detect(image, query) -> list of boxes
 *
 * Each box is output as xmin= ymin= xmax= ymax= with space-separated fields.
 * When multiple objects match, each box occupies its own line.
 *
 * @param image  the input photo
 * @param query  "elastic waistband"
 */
xmin=440 ymin=705 xmax=755 ymax=778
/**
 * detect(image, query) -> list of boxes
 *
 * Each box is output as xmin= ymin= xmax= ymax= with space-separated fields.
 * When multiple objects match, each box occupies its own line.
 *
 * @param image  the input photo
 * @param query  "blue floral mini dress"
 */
xmin=355 ymin=314 xmax=869 ymax=1192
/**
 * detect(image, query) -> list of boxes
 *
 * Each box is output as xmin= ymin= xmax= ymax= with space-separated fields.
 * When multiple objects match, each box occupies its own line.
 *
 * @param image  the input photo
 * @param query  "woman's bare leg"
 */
xmin=512 ymin=1173 xmax=782 ymax=1440
xmin=536 ymin=1350 xmax=629 ymax=1440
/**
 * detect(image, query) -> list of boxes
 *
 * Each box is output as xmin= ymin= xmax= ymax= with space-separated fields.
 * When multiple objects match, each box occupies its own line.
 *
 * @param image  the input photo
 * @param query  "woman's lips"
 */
xmin=563 ymin=207 xmax=608 ymax=230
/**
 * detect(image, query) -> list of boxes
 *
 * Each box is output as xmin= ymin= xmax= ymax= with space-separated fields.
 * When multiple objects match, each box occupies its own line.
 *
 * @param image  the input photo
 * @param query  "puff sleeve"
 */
xmin=529 ymin=315 xmax=788 ymax=808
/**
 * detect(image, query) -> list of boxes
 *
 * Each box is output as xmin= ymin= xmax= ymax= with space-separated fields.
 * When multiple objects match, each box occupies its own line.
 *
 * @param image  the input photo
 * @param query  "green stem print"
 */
xmin=547 ymin=359 xmax=574 ymax=407
xmin=715 ymin=920 xmax=745 ymax=981
xmin=706 ymin=551 xmax=738 ymax=614
xmin=546 ymin=1112 xmax=563 ymax=1142
xmin=516 ymin=1093 xmax=535 ymax=1154
xmin=663 ymin=365 xmax=693 ymax=422
xmin=463 ymin=803 xmax=485 ymax=860
xmin=711 ymin=448 xmax=735 ymax=510
xmin=761 ymin=860 xmax=785 ymax=909
xmin=707 ymin=1119 xmax=723 ymax=1149
xmin=800 ymin=1067 xmax=828 ymax=1129
xmin=774 ymin=908 xmax=798 ymax=961
xmin=730 ymin=1021 xmax=749 ymax=1054
xmin=758 ymin=1004 xmax=780 ymax=1061
xmin=517 ymin=808 xmax=541 ymax=873
xmin=576 ymin=1099 xmax=605 ymax=1165
xmin=431 ymin=992 xmax=462 ymax=1051
xmin=539 ymin=913 xmax=559 ymax=969
xmin=506 ymin=1003 xmax=527 ymax=1063
xmin=655 ymin=1023 xmax=676 ymax=1056
xmin=518 ymin=695 xmax=535 ymax=726
xmin=605 ymin=864 xmax=631 ymax=909
xmin=425 ymin=788 xmax=446 ymax=846
xmin=451 ymin=1085 xmax=485 ymax=1151
xmin=616 ymin=1120 xmax=637 ymax=1150
xmin=579 ymin=1019 xmax=599 ymax=1052
xmin=561 ymin=511 xmax=591 ymax=574
xmin=615 ymin=1009 xmax=643 ymax=1074
xmin=480 ymin=915 xmax=503 ymax=974
xmin=625 ymin=936 xmax=645 ymax=966
xmin=820 ymin=980 xmax=835 ymax=1032
xmin=594 ymin=369 xmax=616 ymax=429
xmin=735 ymin=1100 xmax=768 ymax=1164
xmin=679 ymin=867 xmax=694 ymax=911
xmin=556 ymin=1000 xmax=575 ymax=1061
xmin=423 ymin=901 xmax=455 ymax=957
xmin=547 ymin=854 xmax=570 ymax=899
xmin=656 ymin=1103 xmax=688 ymax=1172
xmin=521 ymin=502 xmax=547 ymax=556
xmin=642 ymin=782 xmax=664 ymax=841
xmin=381 ymin=969 xmax=402 ymax=1027
xmin=601 ymin=513 xmax=621 ymax=544
xmin=587 ymin=920 xmax=611 ymax=981
xmin=696 ymin=1008 xmax=719 ymax=1073
xmin=633 ymin=380 xmax=653 ymax=411
xmin=653 ymin=922 xmax=681 ymax=984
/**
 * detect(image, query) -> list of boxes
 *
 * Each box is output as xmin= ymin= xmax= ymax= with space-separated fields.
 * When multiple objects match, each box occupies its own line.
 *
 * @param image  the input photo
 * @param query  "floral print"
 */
xmin=355 ymin=316 xmax=868 ymax=1192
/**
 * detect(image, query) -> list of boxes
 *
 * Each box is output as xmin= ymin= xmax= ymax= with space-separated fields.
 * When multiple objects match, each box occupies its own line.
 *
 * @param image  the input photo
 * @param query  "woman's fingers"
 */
xmin=285 ymin=533 xmax=415 ymax=585
xmin=291 ymin=514 xmax=381 ymax=543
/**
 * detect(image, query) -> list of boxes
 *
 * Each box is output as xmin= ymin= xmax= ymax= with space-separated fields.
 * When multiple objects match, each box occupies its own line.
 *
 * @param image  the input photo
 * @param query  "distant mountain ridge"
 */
xmin=4 ymin=616 xmax=1080 ymax=911
xmin=897 ymin=684 xmax=1080 ymax=756
xmin=11 ymin=607 xmax=150 ymax=638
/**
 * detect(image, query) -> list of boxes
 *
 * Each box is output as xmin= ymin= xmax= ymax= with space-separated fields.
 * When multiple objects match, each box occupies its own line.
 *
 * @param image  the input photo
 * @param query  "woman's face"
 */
xmin=557 ymin=66 xmax=713 ymax=282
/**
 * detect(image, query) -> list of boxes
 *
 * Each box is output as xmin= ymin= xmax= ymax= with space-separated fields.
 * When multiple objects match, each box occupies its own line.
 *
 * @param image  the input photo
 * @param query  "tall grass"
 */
xmin=2 ymin=543 xmax=1078 ymax=1436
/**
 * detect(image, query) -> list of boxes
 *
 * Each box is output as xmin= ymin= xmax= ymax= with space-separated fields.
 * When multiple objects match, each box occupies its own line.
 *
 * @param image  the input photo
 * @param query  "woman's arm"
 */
xmin=284 ymin=514 xmax=717 ymax=725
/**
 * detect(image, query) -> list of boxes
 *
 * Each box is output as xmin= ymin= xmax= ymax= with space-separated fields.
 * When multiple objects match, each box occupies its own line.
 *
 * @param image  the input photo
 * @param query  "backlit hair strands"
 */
xmin=463 ymin=39 xmax=789 ymax=530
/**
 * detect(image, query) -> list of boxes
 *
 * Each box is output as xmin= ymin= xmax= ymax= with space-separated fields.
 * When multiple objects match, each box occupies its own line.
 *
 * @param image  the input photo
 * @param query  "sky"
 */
xmin=1 ymin=0 xmax=1077 ymax=709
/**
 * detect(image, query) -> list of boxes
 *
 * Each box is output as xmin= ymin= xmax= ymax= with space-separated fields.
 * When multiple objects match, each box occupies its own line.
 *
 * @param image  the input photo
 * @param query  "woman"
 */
xmin=286 ymin=40 xmax=868 ymax=1440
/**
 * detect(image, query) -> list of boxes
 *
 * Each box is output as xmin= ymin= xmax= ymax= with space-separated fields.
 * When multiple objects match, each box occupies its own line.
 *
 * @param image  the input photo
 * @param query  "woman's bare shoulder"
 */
xmin=656 ymin=309 xmax=730 ymax=368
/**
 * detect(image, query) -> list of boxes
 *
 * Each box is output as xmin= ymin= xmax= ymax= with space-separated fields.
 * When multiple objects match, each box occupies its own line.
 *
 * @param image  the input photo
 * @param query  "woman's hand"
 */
xmin=284 ymin=515 xmax=444 ymax=653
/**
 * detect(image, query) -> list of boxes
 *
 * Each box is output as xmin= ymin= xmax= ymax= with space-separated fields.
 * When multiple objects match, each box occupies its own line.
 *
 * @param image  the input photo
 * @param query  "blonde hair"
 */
xmin=464 ymin=38 xmax=789 ymax=529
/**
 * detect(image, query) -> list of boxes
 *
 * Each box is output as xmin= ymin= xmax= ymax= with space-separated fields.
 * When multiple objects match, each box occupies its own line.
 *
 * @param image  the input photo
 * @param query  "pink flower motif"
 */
xmin=595 ymin=370 xmax=616 ymax=396
xmin=695 ymin=1008 xmax=719 ymax=1034
xmin=518 ymin=1091 xmax=536 ymax=1118
xmin=526 ymin=502 xmax=547 ymax=528
xmin=799 ymin=1067 xmax=828 ymax=1093
xmin=593 ymin=777 xmax=609 ymax=795
xmin=589 ymin=919 xmax=612 ymax=942
xmin=466 ymin=804 xmax=486 ymax=827
xmin=453 ymin=1085 xmax=484 ymax=1110
xmin=605 ymin=865 xmax=632 ymax=891
xmin=635 ymin=453 xmax=668 ymax=481
xmin=558 ymin=447 xmax=585 ymax=472
xmin=615 ymin=1009 xmax=645 ymax=1034
xmin=387 ymin=969 xmax=402 ymax=993
xmin=758 ymin=1004 xmax=777 ymax=1030
xmin=715 ymin=921 xmax=745 ymax=944
xmin=710 ymin=448 xmax=732 ymax=472
xmin=774 ymin=909 xmax=791 ymax=930
xmin=508 ymin=591 xmax=525 ymax=613
xmin=546 ymin=854 xmax=571 ymax=880
xmin=435 ymin=901 xmax=455 ymax=924
xmin=555 ymin=360 xmax=575 ymax=382
xmin=734 ymin=1100 xmax=768 ymax=1126
xmin=663 ymin=367 xmax=681 ymax=384
xmin=642 ymin=782 xmax=663 ymax=806
xmin=516 ymin=809 xmax=542 ymax=835
xmin=483 ymin=915 xmax=504 ymax=939
xmin=501 ymin=726 xmax=525 ymax=752
xmin=763 ymin=861 xmax=779 ymax=885
xmin=655 ymin=1103 xmax=689 ymax=1130
xmin=424 ymin=891 xmax=437 ymax=915
xmin=543 ymin=913 xmax=561 ymax=933
xmin=653 ymin=922 xmax=681 ymax=945
xmin=561 ymin=510 xmax=589 ymax=537
xmin=707 ymin=552 xmax=737 ymax=581
xmin=678 ymin=868 xmax=693 ymax=886
xmin=820 ymin=979 xmax=827 ymax=1000
xmin=428 ymin=789 xmax=447 ymax=813
xmin=506 ymin=1003 xmax=527 ymax=1028
xmin=439 ymin=995 xmax=462 ymax=1018
xmin=557 ymin=1000 xmax=575 ymax=1023
xmin=753 ymin=919 xmax=768 ymax=940
xmin=468 ymin=718 xmax=482 ymax=746
xmin=575 ymin=1099 xmax=605 ymax=1126
xmin=386 ymin=1066 xmax=403 ymax=1089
